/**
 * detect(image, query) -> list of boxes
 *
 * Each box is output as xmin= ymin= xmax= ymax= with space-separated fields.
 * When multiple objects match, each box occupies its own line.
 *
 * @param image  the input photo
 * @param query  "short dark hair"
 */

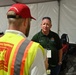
xmin=42 ymin=17 xmax=51 ymax=22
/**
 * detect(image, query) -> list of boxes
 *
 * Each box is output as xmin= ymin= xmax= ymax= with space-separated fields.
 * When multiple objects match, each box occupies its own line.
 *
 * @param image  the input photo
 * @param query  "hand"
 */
xmin=45 ymin=58 xmax=49 ymax=70
xmin=58 ymin=62 xmax=62 ymax=65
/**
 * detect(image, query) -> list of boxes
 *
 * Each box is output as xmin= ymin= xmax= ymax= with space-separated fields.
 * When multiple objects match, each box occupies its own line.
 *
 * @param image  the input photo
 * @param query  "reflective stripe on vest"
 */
xmin=11 ymin=40 xmax=44 ymax=75
xmin=12 ymin=39 xmax=30 ymax=75
xmin=0 ymin=33 xmax=26 ymax=75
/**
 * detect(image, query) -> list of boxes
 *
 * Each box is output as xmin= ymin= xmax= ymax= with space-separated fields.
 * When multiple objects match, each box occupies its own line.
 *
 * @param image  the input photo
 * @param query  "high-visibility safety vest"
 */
xmin=0 ymin=32 xmax=45 ymax=75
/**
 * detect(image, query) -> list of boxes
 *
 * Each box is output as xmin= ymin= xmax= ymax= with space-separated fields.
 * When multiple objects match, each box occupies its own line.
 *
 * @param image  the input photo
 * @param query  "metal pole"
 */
xmin=57 ymin=0 xmax=61 ymax=34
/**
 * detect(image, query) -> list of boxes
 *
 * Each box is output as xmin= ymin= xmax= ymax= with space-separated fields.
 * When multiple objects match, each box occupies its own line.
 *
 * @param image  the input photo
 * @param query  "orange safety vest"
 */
xmin=0 ymin=32 xmax=45 ymax=75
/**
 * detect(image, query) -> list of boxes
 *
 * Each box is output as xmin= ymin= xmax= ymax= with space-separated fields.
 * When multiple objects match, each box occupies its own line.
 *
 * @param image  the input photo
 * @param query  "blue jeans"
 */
xmin=50 ymin=65 xmax=61 ymax=75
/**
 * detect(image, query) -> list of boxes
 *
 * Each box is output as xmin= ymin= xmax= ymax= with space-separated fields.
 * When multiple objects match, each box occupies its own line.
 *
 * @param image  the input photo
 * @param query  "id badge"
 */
xmin=47 ymin=50 xmax=51 ymax=58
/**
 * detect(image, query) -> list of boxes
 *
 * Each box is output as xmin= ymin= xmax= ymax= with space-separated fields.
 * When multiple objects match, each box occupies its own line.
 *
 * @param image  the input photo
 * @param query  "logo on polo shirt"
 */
xmin=50 ymin=38 xmax=55 ymax=41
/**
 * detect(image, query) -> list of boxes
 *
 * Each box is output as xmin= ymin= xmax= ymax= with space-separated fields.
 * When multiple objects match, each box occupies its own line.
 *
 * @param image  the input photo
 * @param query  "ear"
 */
xmin=50 ymin=24 xmax=52 ymax=28
xmin=23 ymin=19 xmax=26 ymax=26
xmin=24 ymin=18 xmax=30 ymax=26
xmin=41 ymin=23 xmax=42 ymax=27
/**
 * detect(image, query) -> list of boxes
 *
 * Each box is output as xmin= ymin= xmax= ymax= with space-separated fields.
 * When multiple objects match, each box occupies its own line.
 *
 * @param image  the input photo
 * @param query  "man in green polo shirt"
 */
xmin=31 ymin=17 xmax=63 ymax=75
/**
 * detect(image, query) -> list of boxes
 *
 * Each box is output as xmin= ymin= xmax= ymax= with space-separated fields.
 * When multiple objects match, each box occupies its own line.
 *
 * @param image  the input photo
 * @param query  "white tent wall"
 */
xmin=59 ymin=0 xmax=76 ymax=43
xmin=27 ymin=1 xmax=58 ymax=40
xmin=0 ymin=1 xmax=58 ymax=40
xmin=0 ymin=0 xmax=76 ymax=43
xmin=0 ymin=7 xmax=8 ymax=32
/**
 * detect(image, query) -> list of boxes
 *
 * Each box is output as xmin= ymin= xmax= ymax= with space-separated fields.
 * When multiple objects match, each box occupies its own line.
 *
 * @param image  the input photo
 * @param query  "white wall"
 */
xmin=60 ymin=0 xmax=76 ymax=43
xmin=0 ymin=1 xmax=58 ymax=39
xmin=27 ymin=1 xmax=58 ymax=40
xmin=0 ymin=0 xmax=76 ymax=43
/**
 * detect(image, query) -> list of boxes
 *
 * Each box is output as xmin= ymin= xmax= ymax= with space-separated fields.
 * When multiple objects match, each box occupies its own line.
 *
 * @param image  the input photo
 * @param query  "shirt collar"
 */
xmin=40 ymin=30 xmax=51 ymax=37
xmin=5 ymin=30 xmax=26 ymax=38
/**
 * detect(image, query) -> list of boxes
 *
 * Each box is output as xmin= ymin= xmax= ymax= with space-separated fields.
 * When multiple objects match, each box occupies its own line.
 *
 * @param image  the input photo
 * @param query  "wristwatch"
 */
xmin=59 ymin=62 xmax=62 ymax=65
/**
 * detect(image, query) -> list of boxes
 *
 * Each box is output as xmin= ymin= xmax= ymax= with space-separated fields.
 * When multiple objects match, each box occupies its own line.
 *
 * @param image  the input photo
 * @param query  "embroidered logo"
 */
xmin=50 ymin=38 xmax=54 ymax=41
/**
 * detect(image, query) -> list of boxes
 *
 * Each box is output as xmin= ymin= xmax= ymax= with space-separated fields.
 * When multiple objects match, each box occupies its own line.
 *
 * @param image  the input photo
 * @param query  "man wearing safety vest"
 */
xmin=0 ymin=3 xmax=48 ymax=75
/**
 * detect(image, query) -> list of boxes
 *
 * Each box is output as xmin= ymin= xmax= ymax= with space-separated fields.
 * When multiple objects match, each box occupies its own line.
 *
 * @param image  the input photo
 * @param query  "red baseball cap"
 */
xmin=8 ymin=3 xmax=36 ymax=20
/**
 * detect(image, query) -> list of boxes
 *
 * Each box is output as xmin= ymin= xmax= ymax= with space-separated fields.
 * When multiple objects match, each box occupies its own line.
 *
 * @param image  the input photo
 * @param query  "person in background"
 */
xmin=31 ymin=17 xmax=63 ymax=75
xmin=0 ymin=32 xmax=4 ymax=37
xmin=0 ymin=3 xmax=48 ymax=75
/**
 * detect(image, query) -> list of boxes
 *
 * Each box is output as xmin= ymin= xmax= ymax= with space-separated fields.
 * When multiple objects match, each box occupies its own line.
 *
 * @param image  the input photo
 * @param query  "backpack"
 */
xmin=61 ymin=33 xmax=69 ymax=44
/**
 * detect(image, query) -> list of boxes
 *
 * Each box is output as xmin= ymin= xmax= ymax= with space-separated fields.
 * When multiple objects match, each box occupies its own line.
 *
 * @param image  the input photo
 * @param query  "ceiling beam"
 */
xmin=13 ymin=0 xmax=58 ymax=4
xmin=0 ymin=0 xmax=58 ymax=7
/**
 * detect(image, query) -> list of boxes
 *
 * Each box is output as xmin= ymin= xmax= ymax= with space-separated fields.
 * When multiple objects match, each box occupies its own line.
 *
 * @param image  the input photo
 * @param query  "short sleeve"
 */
xmin=30 ymin=48 xmax=47 ymax=75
